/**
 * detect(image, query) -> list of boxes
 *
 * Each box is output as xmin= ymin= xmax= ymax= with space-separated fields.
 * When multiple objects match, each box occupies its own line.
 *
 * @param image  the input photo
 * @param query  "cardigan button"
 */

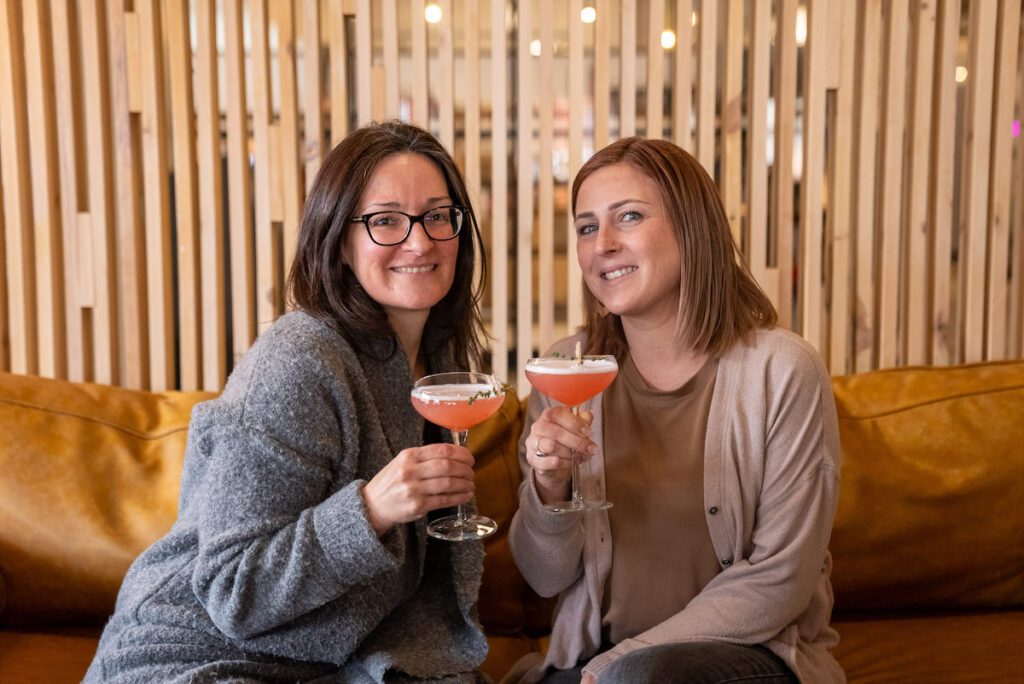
xmin=721 ymin=558 xmax=732 ymax=566
xmin=708 ymin=506 xmax=719 ymax=515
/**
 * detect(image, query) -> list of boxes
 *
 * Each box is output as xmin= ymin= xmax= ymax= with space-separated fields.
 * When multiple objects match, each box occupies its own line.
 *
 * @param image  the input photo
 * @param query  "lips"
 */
xmin=391 ymin=265 xmax=437 ymax=274
xmin=601 ymin=266 xmax=637 ymax=281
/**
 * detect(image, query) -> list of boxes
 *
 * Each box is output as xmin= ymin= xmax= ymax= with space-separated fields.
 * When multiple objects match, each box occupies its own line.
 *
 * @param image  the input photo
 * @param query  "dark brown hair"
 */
xmin=572 ymin=137 xmax=776 ymax=359
xmin=287 ymin=120 xmax=487 ymax=369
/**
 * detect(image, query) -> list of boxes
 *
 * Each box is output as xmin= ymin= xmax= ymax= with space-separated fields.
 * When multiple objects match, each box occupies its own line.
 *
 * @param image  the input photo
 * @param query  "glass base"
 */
xmin=543 ymin=499 xmax=614 ymax=514
xmin=426 ymin=514 xmax=498 ymax=541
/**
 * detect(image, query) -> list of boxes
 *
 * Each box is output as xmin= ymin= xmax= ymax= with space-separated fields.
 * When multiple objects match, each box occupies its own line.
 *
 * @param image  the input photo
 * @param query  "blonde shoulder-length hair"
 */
xmin=573 ymin=137 xmax=776 ymax=359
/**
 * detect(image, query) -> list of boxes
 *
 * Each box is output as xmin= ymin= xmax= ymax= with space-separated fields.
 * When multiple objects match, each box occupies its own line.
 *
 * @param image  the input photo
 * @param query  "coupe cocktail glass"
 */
xmin=411 ymin=372 xmax=505 ymax=541
xmin=525 ymin=355 xmax=618 ymax=513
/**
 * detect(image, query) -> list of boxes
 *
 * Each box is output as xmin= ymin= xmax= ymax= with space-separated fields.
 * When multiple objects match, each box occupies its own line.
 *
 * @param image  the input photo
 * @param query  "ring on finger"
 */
xmin=534 ymin=442 xmax=547 ymax=458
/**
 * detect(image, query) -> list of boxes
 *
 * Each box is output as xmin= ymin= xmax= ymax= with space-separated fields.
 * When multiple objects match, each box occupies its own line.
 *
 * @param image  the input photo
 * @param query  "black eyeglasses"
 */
xmin=349 ymin=205 xmax=467 ymax=246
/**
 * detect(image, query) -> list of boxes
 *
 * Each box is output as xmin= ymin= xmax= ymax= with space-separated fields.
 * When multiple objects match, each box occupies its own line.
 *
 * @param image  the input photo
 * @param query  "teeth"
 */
xmin=392 ymin=265 xmax=435 ymax=273
xmin=603 ymin=266 xmax=637 ymax=280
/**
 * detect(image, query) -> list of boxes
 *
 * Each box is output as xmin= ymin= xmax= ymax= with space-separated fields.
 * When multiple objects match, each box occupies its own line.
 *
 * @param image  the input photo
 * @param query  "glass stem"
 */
xmin=570 ymin=405 xmax=583 ymax=504
xmin=451 ymin=429 xmax=469 ymax=524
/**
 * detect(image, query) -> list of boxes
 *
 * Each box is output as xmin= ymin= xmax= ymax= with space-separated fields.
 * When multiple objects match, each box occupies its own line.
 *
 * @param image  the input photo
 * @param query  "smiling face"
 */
xmin=342 ymin=152 xmax=460 ymax=328
xmin=574 ymin=163 xmax=682 ymax=327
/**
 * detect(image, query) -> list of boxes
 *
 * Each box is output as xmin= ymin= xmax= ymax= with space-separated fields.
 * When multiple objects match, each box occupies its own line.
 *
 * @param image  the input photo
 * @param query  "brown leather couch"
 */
xmin=2 ymin=361 xmax=1023 ymax=682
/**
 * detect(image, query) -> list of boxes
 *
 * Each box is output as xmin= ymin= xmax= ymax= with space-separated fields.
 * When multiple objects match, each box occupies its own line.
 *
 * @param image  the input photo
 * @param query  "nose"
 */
xmin=403 ymin=218 xmax=434 ymax=252
xmin=594 ymin=224 xmax=619 ymax=255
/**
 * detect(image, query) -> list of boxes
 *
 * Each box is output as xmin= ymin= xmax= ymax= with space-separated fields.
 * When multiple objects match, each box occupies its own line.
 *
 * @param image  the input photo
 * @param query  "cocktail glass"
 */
xmin=411 ymin=371 xmax=505 ymax=541
xmin=525 ymin=355 xmax=619 ymax=513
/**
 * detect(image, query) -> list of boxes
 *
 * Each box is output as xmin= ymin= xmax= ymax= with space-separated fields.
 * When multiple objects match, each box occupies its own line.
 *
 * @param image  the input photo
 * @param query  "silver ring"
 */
xmin=535 ymin=448 xmax=547 ymax=458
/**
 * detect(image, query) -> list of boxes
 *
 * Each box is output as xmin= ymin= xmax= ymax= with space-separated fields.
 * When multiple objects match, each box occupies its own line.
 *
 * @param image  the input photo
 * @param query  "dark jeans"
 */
xmin=539 ymin=642 xmax=797 ymax=684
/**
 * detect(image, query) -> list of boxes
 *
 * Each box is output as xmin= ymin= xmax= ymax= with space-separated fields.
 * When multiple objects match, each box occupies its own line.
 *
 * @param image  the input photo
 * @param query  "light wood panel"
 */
xmin=0 ymin=0 xmax=1021 ymax=395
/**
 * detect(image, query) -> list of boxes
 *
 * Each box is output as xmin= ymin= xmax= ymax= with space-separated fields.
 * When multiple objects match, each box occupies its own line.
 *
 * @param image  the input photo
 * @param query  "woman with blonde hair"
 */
xmin=509 ymin=137 xmax=843 ymax=683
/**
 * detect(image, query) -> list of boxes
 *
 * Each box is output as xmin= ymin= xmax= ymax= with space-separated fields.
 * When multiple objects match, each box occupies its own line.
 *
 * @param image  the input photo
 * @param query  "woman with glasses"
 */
xmin=87 ymin=121 xmax=491 ymax=682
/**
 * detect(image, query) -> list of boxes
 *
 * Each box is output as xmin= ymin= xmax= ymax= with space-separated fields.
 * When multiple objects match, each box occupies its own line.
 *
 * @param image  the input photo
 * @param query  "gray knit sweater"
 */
xmin=86 ymin=312 xmax=488 ymax=683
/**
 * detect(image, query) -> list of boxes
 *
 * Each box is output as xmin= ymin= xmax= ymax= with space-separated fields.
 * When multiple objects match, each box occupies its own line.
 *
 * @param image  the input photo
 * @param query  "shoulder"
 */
xmin=214 ymin=311 xmax=363 ymax=421
xmin=722 ymin=327 xmax=827 ymax=380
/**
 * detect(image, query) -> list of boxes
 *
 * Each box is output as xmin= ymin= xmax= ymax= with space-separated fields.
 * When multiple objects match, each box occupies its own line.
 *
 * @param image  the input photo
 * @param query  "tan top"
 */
xmin=601 ymin=355 xmax=722 ymax=644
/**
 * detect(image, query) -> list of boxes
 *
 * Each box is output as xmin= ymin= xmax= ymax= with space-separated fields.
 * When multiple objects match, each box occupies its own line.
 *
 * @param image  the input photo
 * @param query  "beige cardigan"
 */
xmin=508 ymin=327 xmax=844 ymax=683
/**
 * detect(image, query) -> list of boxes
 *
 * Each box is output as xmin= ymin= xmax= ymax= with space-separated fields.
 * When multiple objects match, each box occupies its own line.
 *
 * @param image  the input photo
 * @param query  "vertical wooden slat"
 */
xmin=464 ymin=0 xmax=482 ymax=320
xmin=646 ymin=0 xmax=664 ymax=138
xmin=197 ymin=0 xmax=226 ymax=390
xmin=593 ymin=0 xmax=606 ymax=149
xmin=827 ymin=0 xmax=857 ymax=375
xmin=80 ymin=0 xmax=119 ymax=384
xmin=224 ymin=0 xmax=256 ymax=365
xmin=930 ymin=0 xmax=959 ymax=365
xmin=538 ymin=1 xmax=554 ymax=350
xmin=620 ymin=0 xmax=637 ymax=137
xmin=382 ymin=0 xmax=400 ymax=117
xmin=0 ymin=160 xmax=6 ymax=372
xmin=136 ymin=0 xmax=173 ymax=389
xmin=985 ymin=0 xmax=1021 ymax=360
xmin=853 ymin=0 xmax=881 ymax=372
xmin=903 ymin=0 xmax=936 ymax=366
xmin=355 ymin=0 xmax=372 ymax=125
xmin=24 ymin=0 xmax=67 ymax=379
xmin=411 ymin=0 xmax=429 ymax=128
xmin=876 ymin=0 xmax=909 ymax=369
xmin=772 ymin=0 xmax=797 ymax=328
xmin=517 ymin=0 xmax=533 ymax=389
xmin=274 ymin=0 xmax=303 ymax=290
xmin=166 ymin=0 xmax=202 ymax=389
xmin=0 ymin=0 xmax=36 ymax=374
xmin=329 ymin=0 xmax=351 ymax=143
xmin=250 ymin=0 xmax=279 ymax=332
xmin=721 ymin=0 xmax=743 ymax=246
xmin=464 ymin=1 xmax=481 ymax=204
xmin=594 ymin=0 xmax=611 ymax=149
xmin=695 ymin=0 xmax=717 ymax=174
xmin=51 ymin=0 xmax=88 ymax=381
xmin=106 ymin=2 xmax=146 ymax=388
xmin=303 ymin=0 xmax=324 ymax=191
xmin=673 ymin=0 xmax=693 ymax=151
xmin=491 ymin=0 xmax=509 ymax=383
xmin=799 ymin=0 xmax=827 ymax=351
xmin=959 ymin=0 xmax=997 ymax=363
xmin=746 ymin=0 xmax=770 ymax=294
xmin=567 ymin=0 xmax=584 ymax=332
xmin=438 ymin=0 xmax=455 ymax=150
xmin=1012 ymin=22 xmax=1024 ymax=357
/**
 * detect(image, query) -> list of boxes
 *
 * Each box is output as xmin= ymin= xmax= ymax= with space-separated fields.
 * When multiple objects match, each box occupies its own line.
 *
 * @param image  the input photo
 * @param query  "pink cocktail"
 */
xmin=411 ymin=385 xmax=505 ymax=432
xmin=411 ymin=372 xmax=505 ymax=541
xmin=525 ymin=355 xmax=619 ymax=513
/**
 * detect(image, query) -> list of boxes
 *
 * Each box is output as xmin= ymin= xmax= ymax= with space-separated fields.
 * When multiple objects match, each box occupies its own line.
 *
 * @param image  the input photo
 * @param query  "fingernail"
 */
xmin=581 ymin=426 xmax=592 ymax=436
xmin=587 ymin=444 xmax=598 ymax=454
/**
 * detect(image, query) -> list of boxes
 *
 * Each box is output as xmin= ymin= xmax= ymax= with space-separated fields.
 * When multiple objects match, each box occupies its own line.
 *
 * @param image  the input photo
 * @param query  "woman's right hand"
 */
xmin=524 ymin=406 xmax=597 ymax=505
xmin=361 ymin=443 xmax=475 ymax=536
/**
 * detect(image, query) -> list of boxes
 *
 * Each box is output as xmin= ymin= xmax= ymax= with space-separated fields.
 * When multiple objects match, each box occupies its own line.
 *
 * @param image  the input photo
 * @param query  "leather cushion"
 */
xmin=0 ymin=372 xmax=213 ymax=626
xmin=830 ymin=361 xmax=1024 ymax=612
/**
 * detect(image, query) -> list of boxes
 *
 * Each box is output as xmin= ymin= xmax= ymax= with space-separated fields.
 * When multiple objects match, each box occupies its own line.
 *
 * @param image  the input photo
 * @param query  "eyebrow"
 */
xmin=363 ymin=196 xmax=452 ymax=211
xmin=574 ymin=198 xmax=652 ymax=220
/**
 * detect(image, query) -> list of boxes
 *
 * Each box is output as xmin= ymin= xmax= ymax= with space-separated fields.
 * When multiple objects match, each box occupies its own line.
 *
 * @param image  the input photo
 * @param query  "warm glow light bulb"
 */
xmin=425 ymin=3 xmax=442 ymax=24
xmin=581 ymin=6 xmax=596 ymax=23
xmin=795 ymin=7 xmax=807 ymax=46
xmin=955 ymin=66 xmax=968 ymax=83
xmin=661 ymin=29 xmax=676 ymax=50
xmin=530 ymin=39 xmax=542 ymax=57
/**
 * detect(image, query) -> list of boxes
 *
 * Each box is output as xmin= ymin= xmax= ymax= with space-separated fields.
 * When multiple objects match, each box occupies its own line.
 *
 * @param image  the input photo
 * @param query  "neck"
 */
xmin=621 ymin=315 xmax=708 ymax=391
xmin=388 ymin=310 xmax=429 ymax=378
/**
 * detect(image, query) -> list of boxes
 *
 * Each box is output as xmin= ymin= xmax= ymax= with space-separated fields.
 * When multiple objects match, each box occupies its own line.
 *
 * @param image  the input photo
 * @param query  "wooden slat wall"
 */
xmin=1 ymin=0 xmax=1023 ymax=391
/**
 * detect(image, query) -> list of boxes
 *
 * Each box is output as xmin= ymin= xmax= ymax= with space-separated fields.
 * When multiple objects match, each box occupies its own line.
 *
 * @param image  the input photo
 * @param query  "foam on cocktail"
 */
xmin=411 ymin=383 xmax=496 ymax=402
xmin=524 ymin=358 xmax=618 ymax=374
xmin=411 ymin=383 xmax=504 ymax=432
